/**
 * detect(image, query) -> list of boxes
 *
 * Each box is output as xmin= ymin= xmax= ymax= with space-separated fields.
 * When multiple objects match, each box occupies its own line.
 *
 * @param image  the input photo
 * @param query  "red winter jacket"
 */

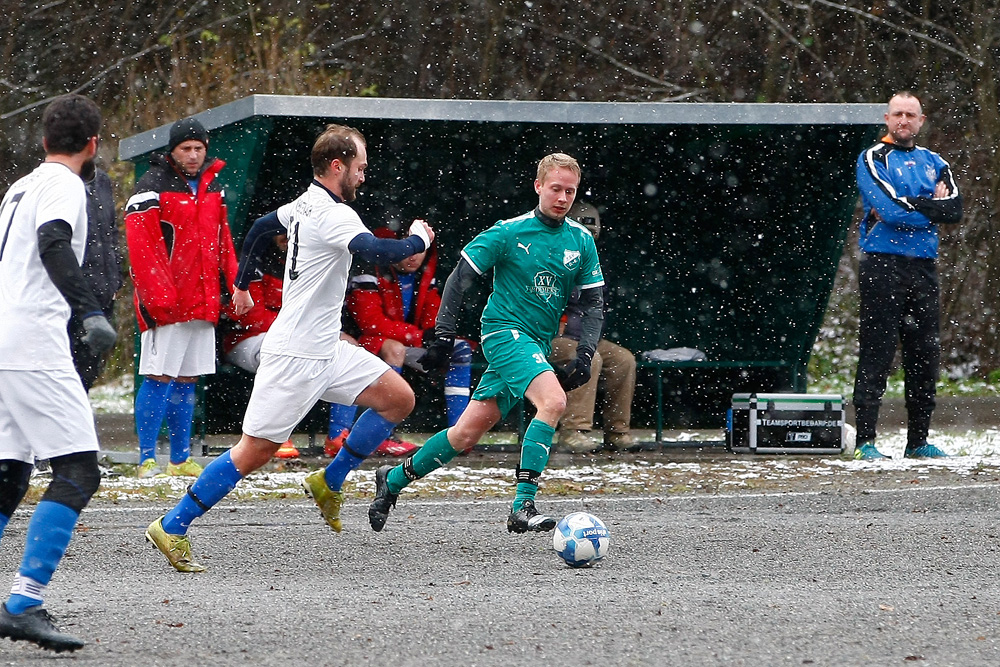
xmin=347 ymin=243 xmax=441 ymax=355
xmin=125 ymin=154 xmax=239 ymax=332
xmin=221 ymin=272 xmax=283 ymax=355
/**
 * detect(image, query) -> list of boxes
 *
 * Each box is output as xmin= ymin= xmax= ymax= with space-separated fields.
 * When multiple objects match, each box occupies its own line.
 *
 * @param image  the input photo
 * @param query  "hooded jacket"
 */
xmin=125 ymin=153 xmax=238 ymax=332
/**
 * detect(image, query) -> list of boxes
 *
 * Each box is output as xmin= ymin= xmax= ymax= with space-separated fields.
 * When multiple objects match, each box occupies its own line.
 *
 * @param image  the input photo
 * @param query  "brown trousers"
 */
xmin=549 ymin=337 xmax=636 ymax=435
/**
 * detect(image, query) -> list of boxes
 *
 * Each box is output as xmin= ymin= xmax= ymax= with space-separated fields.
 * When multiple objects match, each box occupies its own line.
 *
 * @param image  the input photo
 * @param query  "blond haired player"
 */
xmin=369 ymin=153 xmax=604 ymax=534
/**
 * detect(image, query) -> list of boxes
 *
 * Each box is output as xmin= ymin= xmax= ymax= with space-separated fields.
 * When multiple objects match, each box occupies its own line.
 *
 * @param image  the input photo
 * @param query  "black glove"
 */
xmin=556 ymin=349 xmax=593 ymax=392
xmin=81 ymin=314 xmax=117 ymax=355
xmin=420 ymin=336 xmax=454 ymax=373
xmin=422 ymin=328 xmax=437 ymax=346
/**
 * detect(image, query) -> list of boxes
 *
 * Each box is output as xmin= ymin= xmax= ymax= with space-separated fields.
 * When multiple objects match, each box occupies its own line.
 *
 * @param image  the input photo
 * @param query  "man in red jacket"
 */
xmin=125 ymin=117 xmax=238 ymax=479
xmin=341 ymin=228 xmax=471 ymax=450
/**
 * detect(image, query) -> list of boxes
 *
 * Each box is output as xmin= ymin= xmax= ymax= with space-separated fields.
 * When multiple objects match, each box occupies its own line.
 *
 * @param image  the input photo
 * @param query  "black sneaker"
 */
xmin=368 ymin=465 xmax=398 ymax=532
xmin=0 ymin=604 xmax=84 ymax=652
xmin=506 ymin=499 xmax=557 ymax=534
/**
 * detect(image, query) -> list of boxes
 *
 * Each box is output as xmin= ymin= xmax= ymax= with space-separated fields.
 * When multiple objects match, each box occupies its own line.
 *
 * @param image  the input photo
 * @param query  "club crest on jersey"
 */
xmin=530 ymin=270 xmax=560 ymax=302
xmin=925 ymin=165 xmax=937 ymax=181
xmin=563 ymin=249 xmax=581 ymax=269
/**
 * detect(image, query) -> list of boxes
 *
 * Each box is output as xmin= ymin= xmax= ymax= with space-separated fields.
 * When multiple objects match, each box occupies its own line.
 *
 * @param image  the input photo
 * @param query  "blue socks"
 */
xmin=5 ymin=501 xmax=79 ymax=614
xmin=161 ymin=451 xmax=243 ymax=535
xmin=445 ymin=340 xmax=472 ymax=426
xmin=135 ymin=377 xmax=172 ymax=462
xmin=136 ymin=379 xmax=196 ymax=464
xmin=328 ymin=403 xmax=358 ymax=438
xmin=165 ymin=381 xmax=196 ymax=464
xmin=324 ymin=409 xmax=396 ymax=491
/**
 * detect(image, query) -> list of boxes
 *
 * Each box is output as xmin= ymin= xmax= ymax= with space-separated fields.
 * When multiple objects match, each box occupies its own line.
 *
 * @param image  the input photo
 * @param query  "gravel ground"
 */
xmin=3 ymin=459 xmax=1000 ymax=666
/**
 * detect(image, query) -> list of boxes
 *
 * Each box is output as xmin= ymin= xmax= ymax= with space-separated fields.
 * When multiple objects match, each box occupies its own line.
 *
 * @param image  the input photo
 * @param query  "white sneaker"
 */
xmin=558 ymin=430 xmax=600 ymax=454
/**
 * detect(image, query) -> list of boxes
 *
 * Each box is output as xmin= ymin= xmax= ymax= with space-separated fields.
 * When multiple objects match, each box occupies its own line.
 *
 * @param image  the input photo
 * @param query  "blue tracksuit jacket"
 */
xmin=856 ymin=136 xmax=962 ymax=259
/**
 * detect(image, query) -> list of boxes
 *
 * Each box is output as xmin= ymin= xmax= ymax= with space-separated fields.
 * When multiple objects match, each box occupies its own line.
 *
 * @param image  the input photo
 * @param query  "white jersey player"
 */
xmin=0 ymin=94 xmax=116 ymax=653
xmin=146 ymin=123 xmax=434 ymax=573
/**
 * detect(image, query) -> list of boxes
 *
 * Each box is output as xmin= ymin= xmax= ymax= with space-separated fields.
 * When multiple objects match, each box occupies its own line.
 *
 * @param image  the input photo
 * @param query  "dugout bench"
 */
xmin=190 ymin=356 xmax=799 ymax=452
xmin=636 ymin=358 xmax=802 ymax=446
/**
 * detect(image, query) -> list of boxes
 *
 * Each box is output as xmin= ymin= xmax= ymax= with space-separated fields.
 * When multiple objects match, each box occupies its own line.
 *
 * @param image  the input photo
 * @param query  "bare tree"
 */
xmin=1 ymin=0 xmax=997 ymax=378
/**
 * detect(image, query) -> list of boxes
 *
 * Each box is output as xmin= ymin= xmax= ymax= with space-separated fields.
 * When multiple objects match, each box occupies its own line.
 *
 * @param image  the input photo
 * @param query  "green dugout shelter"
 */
xmin=120 ymin=96 xmax=882 ymax=434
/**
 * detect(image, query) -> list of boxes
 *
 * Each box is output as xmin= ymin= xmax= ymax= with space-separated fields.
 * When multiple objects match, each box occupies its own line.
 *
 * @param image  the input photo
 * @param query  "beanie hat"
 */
xmin=168 ymin=117 xmax=209 ymax=152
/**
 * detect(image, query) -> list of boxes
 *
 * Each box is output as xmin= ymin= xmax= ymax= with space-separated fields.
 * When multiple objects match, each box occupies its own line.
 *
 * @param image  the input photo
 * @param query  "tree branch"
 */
xmin=0 ymin=9 xmax=253 ymax=121
xmin=509 ymin=18 xmax=698 ymax=96
xmin=781 ymin=0 xmax=985 ymax=67
xmin=741 ymin=0 xmax=845 ymax=102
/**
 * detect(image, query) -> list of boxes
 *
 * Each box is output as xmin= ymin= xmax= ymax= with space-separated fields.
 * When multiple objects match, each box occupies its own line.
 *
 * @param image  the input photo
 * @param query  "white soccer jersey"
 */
xmin=0 ymin=162 xmax=88 ymax=371
xmin=260 ymin=181 xmax=369 ymax=359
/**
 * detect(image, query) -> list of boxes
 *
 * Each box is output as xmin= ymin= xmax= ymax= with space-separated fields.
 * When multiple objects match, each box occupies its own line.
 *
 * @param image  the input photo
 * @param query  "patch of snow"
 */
xmin=89 ymin=374 xmax=134 ymax=414
xmin=85 ymin=425 xmax=1000 ymax=502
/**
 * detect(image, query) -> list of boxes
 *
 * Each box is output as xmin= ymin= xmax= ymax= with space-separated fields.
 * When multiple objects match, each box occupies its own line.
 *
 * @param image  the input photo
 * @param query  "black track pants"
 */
xmin=853 ymin=253 xmax=940 ymax=447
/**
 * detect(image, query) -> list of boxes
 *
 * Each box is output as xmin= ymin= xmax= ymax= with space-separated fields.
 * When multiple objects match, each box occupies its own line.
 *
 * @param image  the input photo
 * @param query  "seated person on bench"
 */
xmin=550 ymin=201 xmax=636 ymax=453
xmin=223 ymin=236 xmax=412 ymax=458
xmin=341 ymin=226 xmax=472 ymax=450
xmin=220 ymin=235 xmax=299 ymax=459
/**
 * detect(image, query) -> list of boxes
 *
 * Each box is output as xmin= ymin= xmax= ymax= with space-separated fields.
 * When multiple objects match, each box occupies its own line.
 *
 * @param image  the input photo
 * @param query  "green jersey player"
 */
xmin=369 ymin=153 xmax=605 ymax=534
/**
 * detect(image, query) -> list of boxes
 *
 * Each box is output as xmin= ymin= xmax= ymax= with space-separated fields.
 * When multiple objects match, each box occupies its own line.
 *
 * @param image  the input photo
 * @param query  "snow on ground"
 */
xmin=88 ymin=427 xmax=1000 ymax=503
xmin=89 ymin=374 xmax=134 ymax=414
xmin=86 ymin=375 xmax=1000 ymax=501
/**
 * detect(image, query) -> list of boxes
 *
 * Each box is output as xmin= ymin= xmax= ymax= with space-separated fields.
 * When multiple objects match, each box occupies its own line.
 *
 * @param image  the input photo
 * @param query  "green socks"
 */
xmin=386 ymin=428 xmax=460 ymax=493
xmin=519 ymin=418 xmax=555 ymax=471
xmin=513 ymin=419 xmax=556 ymax=510
xmin=384 ymin=418 xmax=556 ymax=513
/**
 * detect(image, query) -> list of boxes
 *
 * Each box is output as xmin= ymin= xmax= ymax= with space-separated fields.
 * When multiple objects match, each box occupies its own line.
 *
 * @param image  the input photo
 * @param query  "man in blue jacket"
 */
xmin=852 ymin=91 xmax=962 ymax=460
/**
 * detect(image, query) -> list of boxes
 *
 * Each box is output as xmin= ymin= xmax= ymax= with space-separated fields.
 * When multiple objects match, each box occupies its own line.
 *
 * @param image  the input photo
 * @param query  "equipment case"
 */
xmin=726 ymin=393 xmax=844 ymax=454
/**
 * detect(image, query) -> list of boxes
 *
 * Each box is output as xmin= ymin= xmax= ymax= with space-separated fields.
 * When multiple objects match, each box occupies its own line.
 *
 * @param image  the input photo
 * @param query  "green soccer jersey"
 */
xmin=461 ymin=209 xmax=604 ymax=350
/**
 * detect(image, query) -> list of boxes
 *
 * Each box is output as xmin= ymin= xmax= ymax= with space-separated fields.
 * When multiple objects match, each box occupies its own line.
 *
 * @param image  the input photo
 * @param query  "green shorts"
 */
xmin=472 ymin=328 xmax=552 ymax=418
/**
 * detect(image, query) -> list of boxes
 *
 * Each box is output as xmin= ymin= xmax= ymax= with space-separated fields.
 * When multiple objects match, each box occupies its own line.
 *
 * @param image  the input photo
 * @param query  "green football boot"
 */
xmin=145 ymin=517 xmax=205 ymax=573
xmin=166 ymin=458 xmax=204 ymax=477
xmin=302 ymin=469 xmax=344 ymax=533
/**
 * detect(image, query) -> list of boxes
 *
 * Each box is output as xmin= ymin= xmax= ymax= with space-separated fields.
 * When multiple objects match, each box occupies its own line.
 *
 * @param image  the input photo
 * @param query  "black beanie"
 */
xmin=168 ymin=117 xmax=209 ymax=152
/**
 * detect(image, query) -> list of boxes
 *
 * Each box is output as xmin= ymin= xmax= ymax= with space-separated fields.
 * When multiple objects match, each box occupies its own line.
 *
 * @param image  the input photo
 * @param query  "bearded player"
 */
xmin=145 ymin=124 xmax=434 ymax=572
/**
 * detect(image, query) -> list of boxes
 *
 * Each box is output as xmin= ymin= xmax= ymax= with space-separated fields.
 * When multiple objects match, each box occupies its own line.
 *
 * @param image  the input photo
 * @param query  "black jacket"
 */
xmin=82 ymin=167 xmax=122 ymax=308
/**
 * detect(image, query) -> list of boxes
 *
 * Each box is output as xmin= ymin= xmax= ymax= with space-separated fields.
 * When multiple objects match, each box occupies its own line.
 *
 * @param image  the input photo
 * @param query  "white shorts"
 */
xmin=242 ymin=340 xmax=391 ymax=443
xmin=139 ymin=321 xmax=216 ymax=377
xmin=226 ymin=335 xmax=265 ymax=374
xmin=0 ymin=369 xmax=99 ymax=462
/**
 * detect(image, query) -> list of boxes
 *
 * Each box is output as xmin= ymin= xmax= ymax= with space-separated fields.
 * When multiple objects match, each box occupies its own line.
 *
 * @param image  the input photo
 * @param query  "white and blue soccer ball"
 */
xmin=552 ymin=512 xmax=610 ymax=568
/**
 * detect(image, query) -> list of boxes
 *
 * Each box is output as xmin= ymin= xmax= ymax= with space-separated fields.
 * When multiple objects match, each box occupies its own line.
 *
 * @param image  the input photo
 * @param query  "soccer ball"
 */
xmin=552 ymin=512 xmax=610 ymax=568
